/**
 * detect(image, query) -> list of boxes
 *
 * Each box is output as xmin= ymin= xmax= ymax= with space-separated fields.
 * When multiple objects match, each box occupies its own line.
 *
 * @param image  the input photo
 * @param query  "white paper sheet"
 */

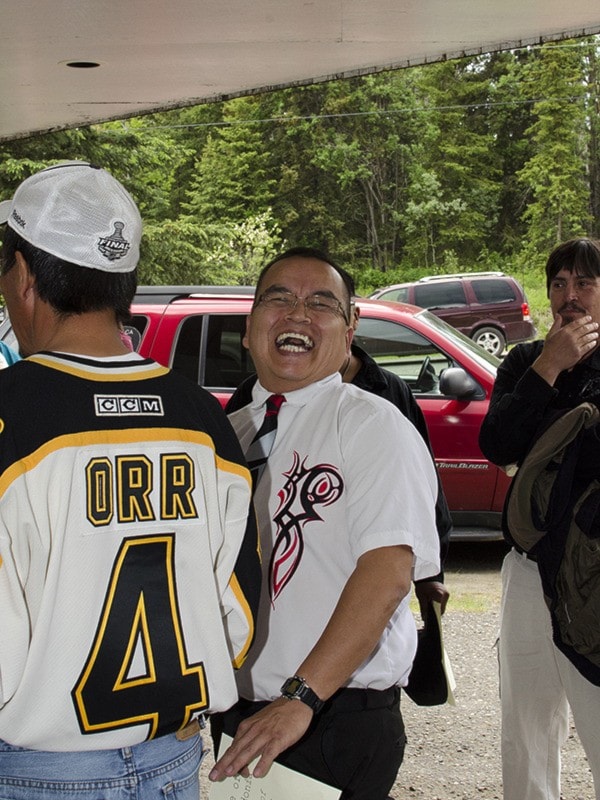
xmin=208 ymin=734 xmax=341 ymax=800
xmin=433 ymin=599 xmax=457 ymax=706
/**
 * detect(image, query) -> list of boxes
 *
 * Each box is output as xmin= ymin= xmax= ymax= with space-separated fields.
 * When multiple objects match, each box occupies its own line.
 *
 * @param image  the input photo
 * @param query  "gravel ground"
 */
xmin=391 ymin=542 xmax=595 ymax=800
xmin=391 ymin=609 xmax=593 ymax=800
xmin=200 ymin=542 xmax=596 ymax=799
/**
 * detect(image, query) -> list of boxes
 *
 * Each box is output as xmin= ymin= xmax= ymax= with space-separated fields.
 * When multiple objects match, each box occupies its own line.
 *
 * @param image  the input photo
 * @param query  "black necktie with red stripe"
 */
xmin=245 ymin=394 xmax=286 ymax=490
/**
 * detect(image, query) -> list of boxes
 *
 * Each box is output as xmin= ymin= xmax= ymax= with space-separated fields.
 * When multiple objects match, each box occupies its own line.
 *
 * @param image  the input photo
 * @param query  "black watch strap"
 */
xmin=280 ymin=675 xmax=324 ymax=714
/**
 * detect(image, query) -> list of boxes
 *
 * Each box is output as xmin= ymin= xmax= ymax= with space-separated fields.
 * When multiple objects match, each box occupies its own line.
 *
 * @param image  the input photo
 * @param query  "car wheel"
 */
xmin=472 ymin=327 xmax=505 ymax=356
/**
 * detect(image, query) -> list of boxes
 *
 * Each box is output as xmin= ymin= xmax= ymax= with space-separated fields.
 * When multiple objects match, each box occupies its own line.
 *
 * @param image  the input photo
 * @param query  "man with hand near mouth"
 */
xmin=480 ymin=238 xmax=600 ymax=800
xmin=209 ymin=247 xmax=440 ymax=800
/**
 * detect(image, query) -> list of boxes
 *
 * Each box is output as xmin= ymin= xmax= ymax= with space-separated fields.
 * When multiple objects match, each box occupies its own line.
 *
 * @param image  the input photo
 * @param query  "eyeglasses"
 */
xmin=255 ymin=289 xmax=349 ymax=323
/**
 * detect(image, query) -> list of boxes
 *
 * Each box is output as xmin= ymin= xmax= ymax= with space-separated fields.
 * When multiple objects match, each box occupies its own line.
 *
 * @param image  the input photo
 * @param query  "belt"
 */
xmin=236 ymin=686 xmax=400 ymax=716
xmin=514 ymin=545 xmax=537 ymax=562
xmin=175 ymin=715 xmax=206 ymax=741
xmin=324 ymin=686 xmax=400 ymax=712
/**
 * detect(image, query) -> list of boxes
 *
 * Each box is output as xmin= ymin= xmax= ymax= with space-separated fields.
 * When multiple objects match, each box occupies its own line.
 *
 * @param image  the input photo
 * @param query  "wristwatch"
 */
xmin=280 ymin=675 xmax=324 ymax=713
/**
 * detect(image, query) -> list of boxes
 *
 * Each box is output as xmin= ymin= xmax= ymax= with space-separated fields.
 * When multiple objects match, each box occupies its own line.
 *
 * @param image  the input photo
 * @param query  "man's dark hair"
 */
xmin=254 ymin=247 xmax=355 ymax=320
xmin=1 ymin=226 xmax=137 ymax=319
xmin=545 ymin=238 xmax=600 ymax=294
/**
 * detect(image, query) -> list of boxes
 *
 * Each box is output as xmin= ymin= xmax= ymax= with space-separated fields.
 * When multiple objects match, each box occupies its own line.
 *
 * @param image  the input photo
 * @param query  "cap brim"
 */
xmin=0 ymin=200 xmax=11 ymax=224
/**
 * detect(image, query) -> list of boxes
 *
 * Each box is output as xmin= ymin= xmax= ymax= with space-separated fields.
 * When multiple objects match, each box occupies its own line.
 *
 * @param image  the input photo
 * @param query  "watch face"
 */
xmin=283 ymin=677 xmax=303 ymax=695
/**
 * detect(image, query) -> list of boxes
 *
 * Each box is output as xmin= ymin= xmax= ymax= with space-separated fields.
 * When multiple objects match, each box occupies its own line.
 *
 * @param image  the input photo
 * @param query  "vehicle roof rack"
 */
xmin=134 ymin=285 xmax=255 ymax=304
xmin=418 ymin=271 xmax=505 ymax=282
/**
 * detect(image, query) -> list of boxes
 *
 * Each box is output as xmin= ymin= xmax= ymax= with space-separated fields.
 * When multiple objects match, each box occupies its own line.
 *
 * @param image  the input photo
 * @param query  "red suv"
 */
xmin=369 ymin=271 xmax=536 ymax=357
xmin=126 ymin=285 xmax=510 ymax=540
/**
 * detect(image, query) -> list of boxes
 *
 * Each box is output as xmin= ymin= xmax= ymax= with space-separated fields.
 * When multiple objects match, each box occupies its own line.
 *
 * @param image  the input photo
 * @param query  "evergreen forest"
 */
xmin=1 ymin=36 xmax=599 ymax=318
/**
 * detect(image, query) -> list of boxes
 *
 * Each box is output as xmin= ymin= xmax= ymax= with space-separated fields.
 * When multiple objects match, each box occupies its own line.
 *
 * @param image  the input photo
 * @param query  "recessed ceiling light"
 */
xmin=65 ymin=61 xmax=101 ymax=69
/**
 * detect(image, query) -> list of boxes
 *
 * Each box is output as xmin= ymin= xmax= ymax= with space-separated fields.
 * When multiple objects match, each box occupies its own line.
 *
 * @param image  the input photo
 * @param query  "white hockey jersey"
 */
xmin=0 ymin=352 xmax=260 ymax=751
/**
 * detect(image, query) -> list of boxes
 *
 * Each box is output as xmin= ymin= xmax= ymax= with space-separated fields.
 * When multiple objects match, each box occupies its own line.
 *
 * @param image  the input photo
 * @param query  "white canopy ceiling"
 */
xmin=2 ymin=0 xmax=600 ymax=142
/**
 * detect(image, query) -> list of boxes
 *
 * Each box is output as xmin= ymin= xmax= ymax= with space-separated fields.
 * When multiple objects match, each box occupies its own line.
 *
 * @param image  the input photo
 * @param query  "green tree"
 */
xmin=183 ymin=96 xmax=275 ymax=224
xmin=517 ymin=42 xmax=590 ymax=266
xmin=202 ymin=211 xmax=283 ymax=285
xmin=305 ymin=72 xmax=425 ymax=270
xmin=255 ymin=84 xmax=349 ymax=256
xmin=483 ymin=50 xmax=536 ymax=256
xmin=139 ymin=104 xmax=225 ymax=217
xmin=140 ymin=218 xmax=214 ymax=284
xmin=406 ymin=57 xmax=503 ymax=268
xmin=583 ymin=41 xmax=600 ymax=238
xmin=401 ymin=168 xmax=467 ymax=270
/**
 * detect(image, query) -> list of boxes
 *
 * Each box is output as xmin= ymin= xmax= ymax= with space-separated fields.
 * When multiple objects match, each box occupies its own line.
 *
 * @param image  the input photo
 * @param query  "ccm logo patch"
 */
xmin=94 ymin=395 xmax=164 ymax=416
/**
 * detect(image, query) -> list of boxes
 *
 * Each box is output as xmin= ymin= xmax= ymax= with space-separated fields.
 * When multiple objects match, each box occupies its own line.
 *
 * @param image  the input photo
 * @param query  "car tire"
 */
xmin=472 ymin=327 xmax=505 ymax=357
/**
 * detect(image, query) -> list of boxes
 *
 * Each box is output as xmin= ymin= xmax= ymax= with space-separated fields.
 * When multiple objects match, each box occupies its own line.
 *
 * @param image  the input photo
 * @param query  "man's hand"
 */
xmin=209 ymin=697 xmax=313 ymax=782
xmin=415 ymin=580 xmax=449 ymax=619
xmin=209 ymin=546 xmax=412 ymax=783
xmin=533 ymin=314 xmax=599 ymax=386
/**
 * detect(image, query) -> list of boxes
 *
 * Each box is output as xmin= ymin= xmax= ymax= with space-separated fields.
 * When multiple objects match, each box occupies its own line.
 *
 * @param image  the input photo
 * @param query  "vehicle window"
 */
xmin=203 ymin=315 xmax=255 ymax=388
xmin=172 ymin=315 xmax=204 ymax=383
xmin=379 ymin=287 xmax=409 ymax=302
xmin=128 ymin=314 xmax=147 ymax=351
xmin=471 ymin=279 xmax=516 ymax=304
xmin=354 ymin=317 xmax=452 ymax=395
xmin=416 ymin=309 xmax=500 ymax=372
xmin=171 ymin=314 xmax=255 ymax=388
xmin=414 ymin=281 xmax=466 ymax=309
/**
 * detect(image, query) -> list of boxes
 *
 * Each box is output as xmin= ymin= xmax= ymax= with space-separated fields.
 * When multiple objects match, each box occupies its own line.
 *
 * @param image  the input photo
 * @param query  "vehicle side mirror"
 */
xmin=439 ymin=367 xmax=484 ymax=400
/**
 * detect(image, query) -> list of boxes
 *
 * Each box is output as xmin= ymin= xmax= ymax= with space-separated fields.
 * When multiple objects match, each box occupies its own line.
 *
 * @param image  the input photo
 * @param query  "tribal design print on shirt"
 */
xmin=270 ymin=451 xmax=344 ymax=602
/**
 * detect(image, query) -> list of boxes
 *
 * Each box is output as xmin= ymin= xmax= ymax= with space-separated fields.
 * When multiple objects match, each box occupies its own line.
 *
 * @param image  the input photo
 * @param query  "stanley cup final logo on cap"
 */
xmin=97 ymin=221 xmax=131 ymax=262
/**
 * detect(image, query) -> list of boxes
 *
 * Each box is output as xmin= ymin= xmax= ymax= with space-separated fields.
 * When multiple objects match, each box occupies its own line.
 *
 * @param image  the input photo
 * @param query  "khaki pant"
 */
xmin=499 ymin=549 xmax=600 ymax=800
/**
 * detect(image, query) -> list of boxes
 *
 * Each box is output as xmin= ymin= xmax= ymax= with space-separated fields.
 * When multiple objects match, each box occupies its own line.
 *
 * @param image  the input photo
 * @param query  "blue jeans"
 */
xmin=0 ymin=731 xmax=203 ymax=800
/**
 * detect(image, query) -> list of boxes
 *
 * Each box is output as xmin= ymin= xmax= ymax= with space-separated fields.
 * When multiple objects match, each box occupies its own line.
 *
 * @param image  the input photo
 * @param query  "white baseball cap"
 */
xmin=0 ymin=161 xmax=142 ymax=273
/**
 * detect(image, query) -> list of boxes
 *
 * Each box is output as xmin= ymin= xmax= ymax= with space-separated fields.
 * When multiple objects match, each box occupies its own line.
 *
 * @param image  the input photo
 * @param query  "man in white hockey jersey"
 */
xmin=0 ymin=162 xmax=260 ymax=799
xmin=210 ymin=247 xmax=440 ymax=799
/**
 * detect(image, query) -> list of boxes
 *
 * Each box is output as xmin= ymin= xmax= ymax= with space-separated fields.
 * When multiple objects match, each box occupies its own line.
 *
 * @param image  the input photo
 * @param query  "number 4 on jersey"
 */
xmin=72 ymin=534 xmax=207 ymax=739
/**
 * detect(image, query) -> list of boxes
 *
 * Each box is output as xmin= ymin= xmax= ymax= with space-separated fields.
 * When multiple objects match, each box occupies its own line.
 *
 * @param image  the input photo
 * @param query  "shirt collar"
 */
xmin=252 ymin=372 xmax=342 ymax=408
